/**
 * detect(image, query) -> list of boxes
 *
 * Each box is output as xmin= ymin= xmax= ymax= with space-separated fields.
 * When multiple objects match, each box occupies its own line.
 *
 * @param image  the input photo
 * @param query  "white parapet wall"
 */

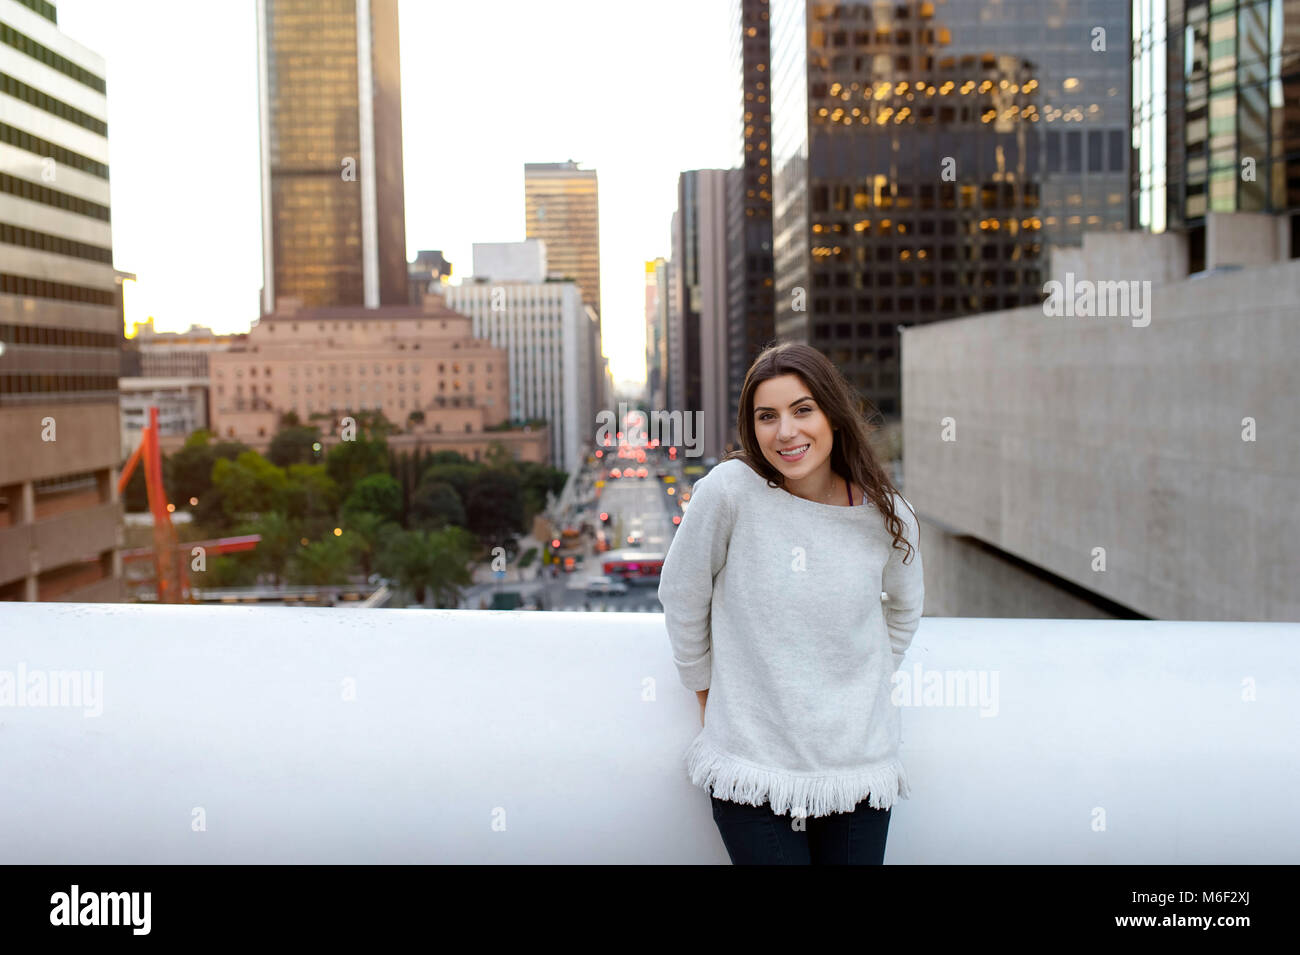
xmin=0 ymin=603 xmax=1297 ymax=863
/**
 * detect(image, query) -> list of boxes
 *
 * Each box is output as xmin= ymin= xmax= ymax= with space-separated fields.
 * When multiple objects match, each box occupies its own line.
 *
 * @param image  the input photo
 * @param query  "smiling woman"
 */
xmin=657 ymin=341 xmax=924 ymax=866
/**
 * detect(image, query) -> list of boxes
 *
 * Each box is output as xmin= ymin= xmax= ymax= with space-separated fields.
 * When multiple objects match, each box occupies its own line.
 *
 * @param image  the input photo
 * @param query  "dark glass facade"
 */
xmin=260 ymin=0 xmax=407 ymax=311
xmin=726 ymin=0 xmax=777 ymax=448
xmin=1132 ymin=0 xmax=1300 ymax=261
xmin=671 ymin=171 xmax=704 ymax=416
xmin=770 ymin=0 xmax=1131 ymax=417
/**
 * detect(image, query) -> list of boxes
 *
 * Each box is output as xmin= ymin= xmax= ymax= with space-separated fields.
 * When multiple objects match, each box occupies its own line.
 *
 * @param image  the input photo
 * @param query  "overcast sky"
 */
xmin=53 ymin=0 xmax=740 ymax=388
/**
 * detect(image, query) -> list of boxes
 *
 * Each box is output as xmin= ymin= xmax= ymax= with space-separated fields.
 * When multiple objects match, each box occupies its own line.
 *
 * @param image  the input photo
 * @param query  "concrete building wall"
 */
xmin=902 ymin=219 xmax=1299 ymax=621
xmin=471 ymin=240 xmax=547 ymax=284
xmin=1205 ymin=212 xmax=1292 ymax=269
xmin=0 ymin=0 xmax=123 ymax=603
xmin=913 ymin=513 xmax=1134 ymax=620
xmin=440 ymin=282 xmax=586 ymax=473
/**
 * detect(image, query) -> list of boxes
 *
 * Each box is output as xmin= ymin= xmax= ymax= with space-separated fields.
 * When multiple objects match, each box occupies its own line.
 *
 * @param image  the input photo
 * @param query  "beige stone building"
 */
xmin=208 ymin=293 xmax=549 ymax=464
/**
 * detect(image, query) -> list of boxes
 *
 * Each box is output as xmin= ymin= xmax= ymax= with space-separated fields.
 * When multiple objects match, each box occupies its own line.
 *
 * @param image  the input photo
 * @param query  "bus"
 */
xmin=601 ymin=550 xmax=665 ymax=583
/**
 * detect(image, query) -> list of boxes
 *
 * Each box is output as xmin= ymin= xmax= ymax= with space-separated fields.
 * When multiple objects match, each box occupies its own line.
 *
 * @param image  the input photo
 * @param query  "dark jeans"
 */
xmin=710 ymin=795 xmax=892 ymax=865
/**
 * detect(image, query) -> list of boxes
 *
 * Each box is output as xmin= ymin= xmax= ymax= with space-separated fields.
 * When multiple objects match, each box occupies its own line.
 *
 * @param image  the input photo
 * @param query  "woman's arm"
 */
xmin=658 ymin=469 xmax=735 ymax=692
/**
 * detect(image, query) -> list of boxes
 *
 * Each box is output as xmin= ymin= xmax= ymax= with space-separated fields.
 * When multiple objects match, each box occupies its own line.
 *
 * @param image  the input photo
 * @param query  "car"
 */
xmin=584 ymin=575 xmax=629 ymax=596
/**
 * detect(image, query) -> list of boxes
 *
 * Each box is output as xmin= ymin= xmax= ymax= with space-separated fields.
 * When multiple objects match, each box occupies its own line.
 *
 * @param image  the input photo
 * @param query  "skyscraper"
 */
xmin=645 ymin=258 xmax=669 ymax=412
xmin=256 ymin=0 xmax=408 ymax=313
xmin=769 ymin=0 xmax=1131 ymax=416
xmin=669 ymin=170 xmax=731 ymax=460
xmin=524 ymin=161 xmax=601 ymax=315
xmin=0 ymin=0 xmax=123 ymax=602
xmin=727 ymin=0 xmax=777 ymax=446
xmin=1131 ymin=0 xmax=1300 ymax=266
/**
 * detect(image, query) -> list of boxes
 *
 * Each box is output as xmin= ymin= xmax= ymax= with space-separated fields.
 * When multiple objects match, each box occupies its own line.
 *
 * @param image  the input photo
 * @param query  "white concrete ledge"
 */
xmin=0 ymin=604 xmax=1296 ymax=863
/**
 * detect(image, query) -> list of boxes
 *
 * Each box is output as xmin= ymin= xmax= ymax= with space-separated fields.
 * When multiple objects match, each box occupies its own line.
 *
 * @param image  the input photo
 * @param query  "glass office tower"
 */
xmin=257 ymin=0 xmax=408 ymax=312
xmin=770 ymin=0 xmax=1131 ymax=416
xmin=1132 ymin=0 xmax=1300 ymax=266
xmin=726 ymin=0 xmax=777 ymax=445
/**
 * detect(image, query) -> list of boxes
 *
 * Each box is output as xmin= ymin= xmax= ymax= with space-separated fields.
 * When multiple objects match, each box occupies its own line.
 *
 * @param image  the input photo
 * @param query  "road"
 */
xmin=456 ymin=441 xmax=712 ymax=612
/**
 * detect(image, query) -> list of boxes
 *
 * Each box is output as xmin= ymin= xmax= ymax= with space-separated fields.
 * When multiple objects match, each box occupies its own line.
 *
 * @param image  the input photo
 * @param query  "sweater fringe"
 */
xmin=684 ymin=733 xmax=910 ymax=818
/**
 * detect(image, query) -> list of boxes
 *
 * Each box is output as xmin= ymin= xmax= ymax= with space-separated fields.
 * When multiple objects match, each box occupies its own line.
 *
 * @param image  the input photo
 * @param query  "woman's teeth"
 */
xmin=778 ymin=444 xmax=810 ymax=459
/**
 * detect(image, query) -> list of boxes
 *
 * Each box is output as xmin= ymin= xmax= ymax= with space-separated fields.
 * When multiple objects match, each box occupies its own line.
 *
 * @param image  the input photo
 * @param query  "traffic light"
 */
xmin=551 ymin=538 xmax=561 ymax=549
xmin=600 ymin=512 xmax=610 ymax=524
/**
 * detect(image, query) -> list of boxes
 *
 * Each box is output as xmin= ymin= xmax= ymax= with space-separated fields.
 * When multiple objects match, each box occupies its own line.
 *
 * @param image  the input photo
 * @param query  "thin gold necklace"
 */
xmin=796 ymin=474 xmax=846 ymax=505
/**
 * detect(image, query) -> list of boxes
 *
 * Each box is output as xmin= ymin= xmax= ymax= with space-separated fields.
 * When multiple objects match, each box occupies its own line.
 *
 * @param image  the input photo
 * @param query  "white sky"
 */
xmin=52 ymin=0 xmax=740 ymax=388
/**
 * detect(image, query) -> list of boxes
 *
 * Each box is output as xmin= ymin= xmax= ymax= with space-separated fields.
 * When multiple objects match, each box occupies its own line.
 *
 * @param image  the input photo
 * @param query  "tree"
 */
xmin=418 ymin=463 xmax=479 ymax=504
xmin=211 ymin=451 xmax=289 ymax=523
xmin=341 ymin=473 xmax=403 ymax=526
xmin=121 ymin=455 xmax=148 ymax=512
xmin=268 ymin=424 xmax=322 ymax=468
xmin=232 ymin=510 xmax=299 ymax=587
xmin=341 ymin=509 xmax=402 ymax=579
xmin=167 ymin=430 xmax=251 ymax=528
xmin=282 ymin=462 xmax=341 ymax=537
xmin=409 ymin=480 xmax=464 ymax=530
xmin=428 ymin=450 xmax=470 ymax=467
xmin=326 ymin=435 xmax=388 ymax=504
xmin=376 ymin=525 xmax=475 ymax=608
xmin=289 ymin=529 xmax=362 ymax=586
xmin=464 ymin=468 xmax=523 ymax=549
xmin=192 ymin=552 xmax=259 ymax=589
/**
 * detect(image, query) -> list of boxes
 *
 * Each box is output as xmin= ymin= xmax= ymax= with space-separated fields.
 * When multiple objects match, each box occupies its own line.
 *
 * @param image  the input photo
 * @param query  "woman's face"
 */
xmin=752 ymin=374 xmax=835 ymax=479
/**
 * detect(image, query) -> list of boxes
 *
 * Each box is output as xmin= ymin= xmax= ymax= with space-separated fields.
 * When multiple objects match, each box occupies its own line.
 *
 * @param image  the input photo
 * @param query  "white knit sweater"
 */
xmin=658 ymin=457 xmax=925 ymax=818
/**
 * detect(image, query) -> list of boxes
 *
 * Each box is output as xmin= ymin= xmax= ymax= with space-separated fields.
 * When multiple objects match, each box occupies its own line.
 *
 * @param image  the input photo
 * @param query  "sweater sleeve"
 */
xmin=882 ymin=493 xmax=924 ymax=670
xmin=657 ymin=467 xmax=735 ymax=691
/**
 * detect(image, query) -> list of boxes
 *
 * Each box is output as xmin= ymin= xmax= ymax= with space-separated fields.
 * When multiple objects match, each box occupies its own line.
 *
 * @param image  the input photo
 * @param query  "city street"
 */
xmin=460 ymin=446 xmax=704 ymax=613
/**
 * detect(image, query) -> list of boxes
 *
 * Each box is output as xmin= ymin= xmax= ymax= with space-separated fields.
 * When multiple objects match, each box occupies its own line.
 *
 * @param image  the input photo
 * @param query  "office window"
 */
xmin=1108 ymin=129 xmax=1125 ymax=171
xmin=1066 ymin=131 xmax=1082 ymax=172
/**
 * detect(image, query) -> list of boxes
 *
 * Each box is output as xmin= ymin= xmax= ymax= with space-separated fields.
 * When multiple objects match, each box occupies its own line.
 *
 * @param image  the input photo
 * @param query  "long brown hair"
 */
xmin=720 ymin=341 xmax=918 ymax=564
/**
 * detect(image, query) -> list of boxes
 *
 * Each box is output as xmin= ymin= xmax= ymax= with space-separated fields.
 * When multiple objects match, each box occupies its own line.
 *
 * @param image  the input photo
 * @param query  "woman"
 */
xmin=658 ymin=341 xmax=924 ymax=865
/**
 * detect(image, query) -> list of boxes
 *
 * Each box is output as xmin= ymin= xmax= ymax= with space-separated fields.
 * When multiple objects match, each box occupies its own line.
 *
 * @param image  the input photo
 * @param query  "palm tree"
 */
xmin=376 ymin=526 xmax=475 ymax=608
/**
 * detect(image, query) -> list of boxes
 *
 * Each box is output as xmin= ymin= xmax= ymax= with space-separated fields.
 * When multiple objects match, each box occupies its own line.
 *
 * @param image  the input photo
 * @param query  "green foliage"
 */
xmin=282 ymin=463 xmax=341 ymax=531
xmin=158 ymin=412 xmax=549 ymax=602
xmin=232 ymin=510 xmax=299 ymax=587
xmin=192 ymin=553 xmax=259 ymax=589
xmin=376 ymin=525 xmax=476 ymax=608
xmin=268 ymin=424 xmax=323 ymax=468
xmin=211 ymin=451 xmax=290 ymax=522
xmin=326 ymin=436 xmax=389 ymax=503
xmin=464 ymin=468 xmax=523 ymax=546
xmin=121 ymin=456 xmax=148 ymax=512
xmin=288 ymin=529 xmax=364 ymax=586
xmin=428 ymin=450 xmax=470 ymax=466
xmin=409 ymin=479 xmax=464 ymax=531
xmin=340 ymin=509 xmax=402 ymax=577
xmin=418 ymin=462 xmax=479 ymax=503
xmin=341 ymin=473 xmax=403 ymax=525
